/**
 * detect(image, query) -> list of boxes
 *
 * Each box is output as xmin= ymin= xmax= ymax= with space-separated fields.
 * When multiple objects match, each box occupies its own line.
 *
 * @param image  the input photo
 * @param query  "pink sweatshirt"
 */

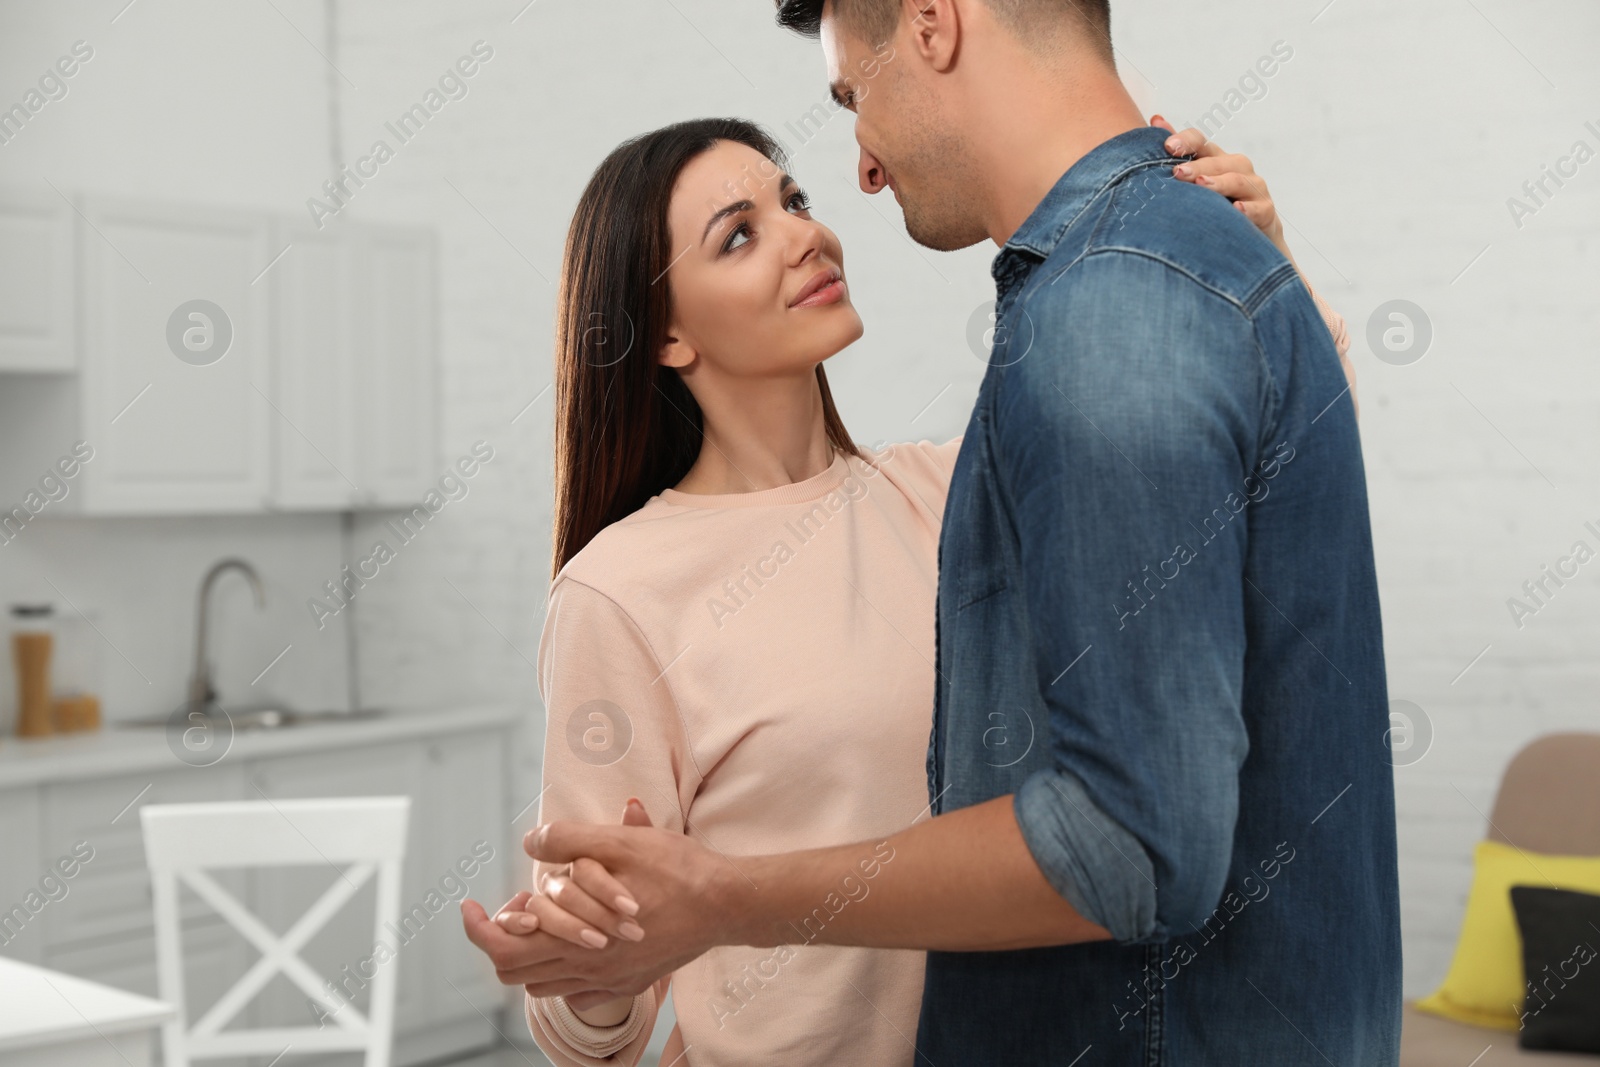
xmin=525 ymin=293 xmax=1351 ymax=1066
xmin=527 ymin=439 xmax=959 ymax=1066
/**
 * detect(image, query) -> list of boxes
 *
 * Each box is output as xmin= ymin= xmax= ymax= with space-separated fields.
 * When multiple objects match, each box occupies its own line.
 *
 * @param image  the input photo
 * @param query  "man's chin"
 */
xmin=904 ymin=211 xmax=988 ymax=253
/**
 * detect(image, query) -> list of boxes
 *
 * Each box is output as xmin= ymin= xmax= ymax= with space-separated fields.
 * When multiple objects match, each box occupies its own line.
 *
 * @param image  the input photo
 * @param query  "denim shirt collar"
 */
xmin=991 ymin=125 xmax=1179 ymax=297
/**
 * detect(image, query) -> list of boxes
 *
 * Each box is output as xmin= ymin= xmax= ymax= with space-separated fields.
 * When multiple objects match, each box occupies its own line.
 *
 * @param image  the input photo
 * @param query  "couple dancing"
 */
xmin=461 ymin=0 xmax=1402 ymax=1063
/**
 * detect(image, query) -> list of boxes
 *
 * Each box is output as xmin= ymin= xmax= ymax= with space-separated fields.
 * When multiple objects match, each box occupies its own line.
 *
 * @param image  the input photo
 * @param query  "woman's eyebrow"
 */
xmin=700 ymin=173 xmax=799 ymax=245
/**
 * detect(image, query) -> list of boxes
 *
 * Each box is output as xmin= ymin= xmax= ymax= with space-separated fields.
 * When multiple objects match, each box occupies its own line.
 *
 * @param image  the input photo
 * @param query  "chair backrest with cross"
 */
xmin=140 ymin=796 xmax=410 ymax=1067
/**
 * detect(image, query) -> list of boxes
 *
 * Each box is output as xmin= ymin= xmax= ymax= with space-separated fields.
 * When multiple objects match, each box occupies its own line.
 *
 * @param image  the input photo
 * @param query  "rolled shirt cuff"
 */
xmin=1014 ymin=768 xmax=1161 ymax=944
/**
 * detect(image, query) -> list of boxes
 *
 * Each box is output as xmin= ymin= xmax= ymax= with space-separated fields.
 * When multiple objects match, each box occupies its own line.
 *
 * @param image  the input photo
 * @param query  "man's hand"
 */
xmin=520 ymin=807 xmax=734 ymax=1000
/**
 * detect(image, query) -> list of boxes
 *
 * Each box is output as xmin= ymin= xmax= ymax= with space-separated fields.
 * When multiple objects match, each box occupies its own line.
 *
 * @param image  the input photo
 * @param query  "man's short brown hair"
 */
xmin=775 ymin=0 xmax=1113 ymax=60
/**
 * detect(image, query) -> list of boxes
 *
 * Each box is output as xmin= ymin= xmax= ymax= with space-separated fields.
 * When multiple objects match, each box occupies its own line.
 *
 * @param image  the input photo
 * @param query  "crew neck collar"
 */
xmin=656 ymin=450 xmax=851 ymax=509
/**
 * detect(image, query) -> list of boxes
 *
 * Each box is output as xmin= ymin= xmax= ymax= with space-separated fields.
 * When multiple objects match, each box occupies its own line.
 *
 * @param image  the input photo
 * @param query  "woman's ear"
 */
xmin=658 ymin=331 xmax=695 ymax=369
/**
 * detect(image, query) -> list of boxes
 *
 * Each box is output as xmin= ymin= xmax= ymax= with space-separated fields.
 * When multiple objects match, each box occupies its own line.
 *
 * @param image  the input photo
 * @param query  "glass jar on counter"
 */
xmin=7 ymin=603 xmax=102 ymax=737
xmin=10 ymin=604 xmax=55 ymax=737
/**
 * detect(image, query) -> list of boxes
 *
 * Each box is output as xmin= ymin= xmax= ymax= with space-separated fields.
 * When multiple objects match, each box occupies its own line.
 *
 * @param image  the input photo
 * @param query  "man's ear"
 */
xmin=904 ymin=0 xmax=959 ymax=72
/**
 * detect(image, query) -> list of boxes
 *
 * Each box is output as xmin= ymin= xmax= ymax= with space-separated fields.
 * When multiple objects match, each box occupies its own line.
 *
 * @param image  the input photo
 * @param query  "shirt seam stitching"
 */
xmin=1028 ymin=245 xmax=1291 ymax=423
xmin=1006 ymin=154 xmax=1182 ymax=260
xmin=552 ymin=575 xmax=709 ymax=789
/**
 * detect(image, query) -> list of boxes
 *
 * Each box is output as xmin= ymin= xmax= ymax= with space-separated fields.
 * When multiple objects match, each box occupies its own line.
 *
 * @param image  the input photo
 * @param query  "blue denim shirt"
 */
xmin=917 ymin=126 xmax=1402 ymax=1064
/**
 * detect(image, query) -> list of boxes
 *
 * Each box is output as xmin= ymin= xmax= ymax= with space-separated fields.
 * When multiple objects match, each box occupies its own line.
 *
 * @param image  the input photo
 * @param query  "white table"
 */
xmin=0 ymin=957 xmax=173 ymax=1067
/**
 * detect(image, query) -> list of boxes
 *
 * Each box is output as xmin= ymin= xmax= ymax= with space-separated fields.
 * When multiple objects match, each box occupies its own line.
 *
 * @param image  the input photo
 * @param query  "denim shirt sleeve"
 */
xmin=996 ymin=250 xmax=1269 ymax=944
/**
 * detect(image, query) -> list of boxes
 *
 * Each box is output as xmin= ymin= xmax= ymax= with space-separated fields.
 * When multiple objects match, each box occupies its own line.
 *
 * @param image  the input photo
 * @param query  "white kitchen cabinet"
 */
xmin=414 ymin=733 xmax=509 ymax=1016
xmin=0 ymin=712 xmax=516 ymax=1067
xmin=0 ymin=188 xmax=75 ymax=372
xmin=352 ymin=226 xmax=439 ymax=507
xmin=58 ymin=196 xmax=273 ymax=513
xmin=0 ymin=190 xmax=439 ymax=516
xmin=269 ymin=222 xmax=439 ymax=510
xmin=39 ymin=762 xmax=248 ymax=950
xmin=269 ymin=219 xmax=360 ymax=508
xmin=0 ymin=789 xmax=44 ymax=963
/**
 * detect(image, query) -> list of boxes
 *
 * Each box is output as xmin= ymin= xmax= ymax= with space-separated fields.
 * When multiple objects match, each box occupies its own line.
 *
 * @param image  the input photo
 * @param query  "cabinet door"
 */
xmin=269 ymin=220 xmax=358 ymax=508
xmin=353 ymin=226 xmax=437 ymax=507
xmin=247 ymin=742 xmax=429 ymax=1032
xmin=39 ymin=763 xmax=247 ymax=952
xmin=0 ymin=188 xmax=75 ymax=371
xmin=78 ymin=197 xmax=272 ymax=513
xmin=415 ymin=732 xmax=509 ymax=1018
xmin=0 ymin=788 xmax=44 ymax=963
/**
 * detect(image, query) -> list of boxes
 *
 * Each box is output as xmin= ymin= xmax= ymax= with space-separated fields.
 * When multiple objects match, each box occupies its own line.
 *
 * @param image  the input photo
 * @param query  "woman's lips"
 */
xmin=791 ymin=277 xmax=847 ymax=308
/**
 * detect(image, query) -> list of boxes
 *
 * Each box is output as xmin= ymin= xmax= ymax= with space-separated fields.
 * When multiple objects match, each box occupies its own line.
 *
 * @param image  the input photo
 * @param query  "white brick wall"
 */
xmin=2 ymin=0 xmax=1596 ymax=1012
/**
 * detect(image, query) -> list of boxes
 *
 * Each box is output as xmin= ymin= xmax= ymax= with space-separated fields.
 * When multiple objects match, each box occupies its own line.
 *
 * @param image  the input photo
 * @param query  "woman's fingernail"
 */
xmin=618 ymin=921 xmax=646 ymax=942
xmin=1173 ymin=165 xmax=1189 ymax=178
xmin=615 ymin=895 xmax=640 ymax=916
xmin=1195 ymin=174 xmax=1213 ymax=186
xmin=580 ymin=928 xmax=608 ymax=949
xmin=1165 ymin=136 xmax=1183 ymax=154
xmin=517 ymin=913 xmax=539 ymax=932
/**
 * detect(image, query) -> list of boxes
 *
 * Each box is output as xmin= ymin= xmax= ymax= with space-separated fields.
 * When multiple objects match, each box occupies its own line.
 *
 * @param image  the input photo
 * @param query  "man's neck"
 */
xmin=971 ymin=67 xmax=1148 ymax=247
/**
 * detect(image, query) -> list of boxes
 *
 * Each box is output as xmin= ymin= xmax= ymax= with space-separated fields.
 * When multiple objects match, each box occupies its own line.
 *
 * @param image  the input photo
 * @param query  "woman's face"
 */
xmin=659 ymin=140 xmax=863 ymax=381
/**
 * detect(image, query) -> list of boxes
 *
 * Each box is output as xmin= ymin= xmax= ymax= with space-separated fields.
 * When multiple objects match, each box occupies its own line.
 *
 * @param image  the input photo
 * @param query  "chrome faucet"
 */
xmin=187 ymin=558 xmax=265 ymax=710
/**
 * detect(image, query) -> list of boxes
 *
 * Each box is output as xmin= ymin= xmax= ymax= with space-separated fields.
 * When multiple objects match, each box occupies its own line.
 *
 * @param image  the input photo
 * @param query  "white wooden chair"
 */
xmin=139 ymin=797 xmax=410 ymax=1067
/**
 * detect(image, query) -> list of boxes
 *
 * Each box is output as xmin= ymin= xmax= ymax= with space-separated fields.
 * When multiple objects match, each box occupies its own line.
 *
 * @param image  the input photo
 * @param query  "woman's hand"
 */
xmin=1152 ymin=116 xmax=1291 ymax=262
xmin=494 ymin=798 xmax=656 ymax=1019
xmin=492 ymin=881 xmax=641 ymax=950
xmin=495 ymin=800 xmax=651 ymax=950
xmin=1152 ymin=116 xmax=1359 ymax=419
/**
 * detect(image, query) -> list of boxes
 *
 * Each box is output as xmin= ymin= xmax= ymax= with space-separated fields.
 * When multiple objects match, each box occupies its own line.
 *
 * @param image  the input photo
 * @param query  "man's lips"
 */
xmin=790 ymin=266 xmax=844 ymax=308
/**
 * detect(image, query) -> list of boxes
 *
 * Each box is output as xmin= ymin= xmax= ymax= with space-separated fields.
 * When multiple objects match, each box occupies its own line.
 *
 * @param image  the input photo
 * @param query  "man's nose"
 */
xmin=858 ymin=144 xmax=888 ymax=195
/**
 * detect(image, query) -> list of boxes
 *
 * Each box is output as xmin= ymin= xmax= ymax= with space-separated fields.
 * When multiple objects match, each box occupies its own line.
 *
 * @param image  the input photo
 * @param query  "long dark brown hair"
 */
xmin=552 ymin=117 xmax=861 ymax=578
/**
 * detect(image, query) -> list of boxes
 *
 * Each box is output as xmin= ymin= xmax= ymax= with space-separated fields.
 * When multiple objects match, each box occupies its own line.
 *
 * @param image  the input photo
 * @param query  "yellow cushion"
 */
xmin=1414 ymin=839 xmax=1600 ymax=1031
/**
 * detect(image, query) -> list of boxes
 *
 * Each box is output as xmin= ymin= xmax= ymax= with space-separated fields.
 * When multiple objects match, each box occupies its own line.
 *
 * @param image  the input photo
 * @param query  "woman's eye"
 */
xmin=720 ymin=192 xmax=812 ymax=254
xmin=722 ymin=222 xmax=751 ymax=254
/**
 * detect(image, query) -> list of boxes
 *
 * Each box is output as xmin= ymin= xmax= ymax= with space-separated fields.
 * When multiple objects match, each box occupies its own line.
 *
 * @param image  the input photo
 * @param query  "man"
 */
xmin=466 ymin=1 xmax=1401 ymax=1061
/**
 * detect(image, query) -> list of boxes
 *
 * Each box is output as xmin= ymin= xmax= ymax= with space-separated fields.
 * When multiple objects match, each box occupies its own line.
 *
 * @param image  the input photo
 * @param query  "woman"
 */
xmin=496 ymin=116 xmax=1354 ymax=1066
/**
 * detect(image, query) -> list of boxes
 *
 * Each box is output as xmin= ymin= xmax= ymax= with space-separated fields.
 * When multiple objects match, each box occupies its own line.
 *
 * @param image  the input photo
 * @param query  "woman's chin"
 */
xmin=819 ymin=312 xmax=866 ymax=357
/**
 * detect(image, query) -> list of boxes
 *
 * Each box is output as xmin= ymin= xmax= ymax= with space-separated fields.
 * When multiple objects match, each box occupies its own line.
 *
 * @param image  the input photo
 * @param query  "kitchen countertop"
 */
xmin=0 ymin=702 xmax=527 ymax=789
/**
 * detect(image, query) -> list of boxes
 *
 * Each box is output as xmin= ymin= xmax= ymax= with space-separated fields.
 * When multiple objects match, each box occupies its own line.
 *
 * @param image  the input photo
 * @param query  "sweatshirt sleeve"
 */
xmin=1304 ymin=283 xmax=1358 ymax=417
xmin=523 ymin=577 xmax=700 ymax=1067
xmin=871 ymin=437 xmax=964 ymax=523
xmin=924 ymin=436 xmax=964 ymax=480
xmin=1304 ymin=284 xmax=1351 ymax=360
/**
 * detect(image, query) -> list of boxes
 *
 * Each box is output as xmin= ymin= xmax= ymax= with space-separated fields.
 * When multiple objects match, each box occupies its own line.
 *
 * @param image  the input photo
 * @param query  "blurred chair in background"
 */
xmin=141 ymin=796 xmax=410 ymax=1067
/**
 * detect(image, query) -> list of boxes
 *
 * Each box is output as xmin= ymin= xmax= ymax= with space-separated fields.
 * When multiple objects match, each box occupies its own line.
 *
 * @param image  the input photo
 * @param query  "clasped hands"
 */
xmin=460 ymin=798 xmax=739 ymax=1012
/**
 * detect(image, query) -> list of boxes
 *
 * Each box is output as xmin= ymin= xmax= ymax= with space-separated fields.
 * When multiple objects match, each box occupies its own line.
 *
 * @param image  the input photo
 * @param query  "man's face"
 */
xmin=820 ymin=1 xmax=990 ymax=252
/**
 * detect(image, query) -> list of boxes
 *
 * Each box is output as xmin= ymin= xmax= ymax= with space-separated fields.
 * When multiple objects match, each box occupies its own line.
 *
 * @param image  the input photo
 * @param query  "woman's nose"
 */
xmin=858 ymin=144 xmax=888 ymax=195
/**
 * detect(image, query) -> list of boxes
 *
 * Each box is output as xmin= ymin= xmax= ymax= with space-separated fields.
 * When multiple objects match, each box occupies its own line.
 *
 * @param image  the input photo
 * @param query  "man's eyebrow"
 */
xmin=700 ymin=172 xmax=798 ymax=246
